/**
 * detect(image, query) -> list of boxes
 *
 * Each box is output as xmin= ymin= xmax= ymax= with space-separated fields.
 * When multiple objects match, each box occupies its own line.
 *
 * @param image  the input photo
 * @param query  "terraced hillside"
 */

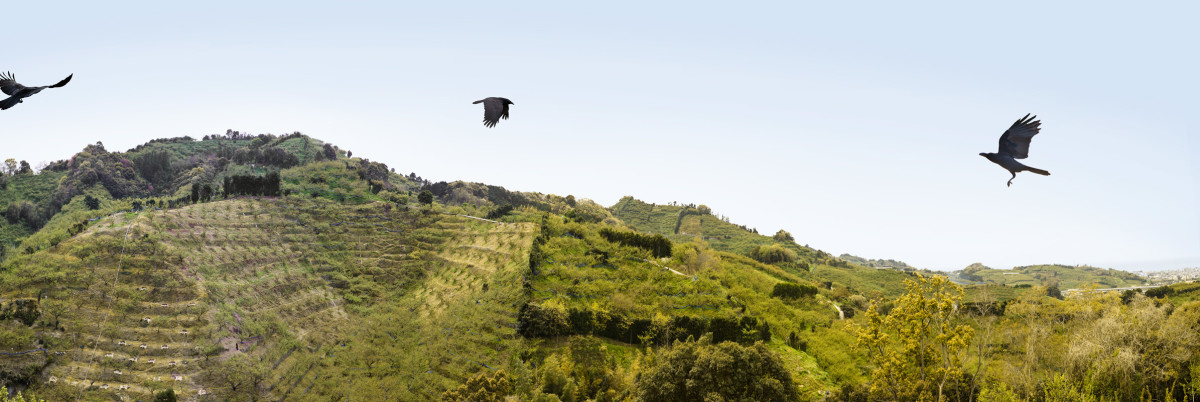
xmin=0 ymin=196 xmax=536 ymax=400
xmin=519 ymin=214 xmax=866 ymax=398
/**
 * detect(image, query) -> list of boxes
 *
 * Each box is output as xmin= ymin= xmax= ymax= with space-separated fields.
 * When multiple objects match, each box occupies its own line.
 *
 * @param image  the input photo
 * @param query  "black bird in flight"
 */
xmin=473 ymin=97 xmax=513 ymax=128
xmin=1 ymin=71 xmax=73 ymax=110
xmin=979 ymin=113 xmax=1050 ymax=187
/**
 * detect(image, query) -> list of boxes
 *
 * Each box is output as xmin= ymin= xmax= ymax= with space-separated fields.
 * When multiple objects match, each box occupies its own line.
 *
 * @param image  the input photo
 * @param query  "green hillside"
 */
xmin=2 ymin=134 xmax=1196 ymax=402
xmin=958 ymin=263 xmax=1146 ymax=290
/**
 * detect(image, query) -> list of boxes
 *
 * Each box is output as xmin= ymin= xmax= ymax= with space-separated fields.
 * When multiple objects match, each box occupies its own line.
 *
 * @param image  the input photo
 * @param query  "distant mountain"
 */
xmin=957 ymin=262 xmax=1145 ymax=290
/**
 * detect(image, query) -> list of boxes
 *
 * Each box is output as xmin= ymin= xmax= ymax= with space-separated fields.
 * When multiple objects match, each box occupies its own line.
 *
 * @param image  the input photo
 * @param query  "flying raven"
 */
xmin=980 ymin=113 xmax=1050 ymax=187
xmin=1 ymin=72 xmax=73 ymax=110
xmin=472 ymin=97 xmax=513 ymax=128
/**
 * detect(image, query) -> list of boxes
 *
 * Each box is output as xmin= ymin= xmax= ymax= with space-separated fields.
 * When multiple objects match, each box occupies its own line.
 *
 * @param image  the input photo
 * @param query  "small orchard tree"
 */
xmin=418 ymin=190 xmax=434 ymax=205
xmin=153 ymin=389 xmax=177 ymax=402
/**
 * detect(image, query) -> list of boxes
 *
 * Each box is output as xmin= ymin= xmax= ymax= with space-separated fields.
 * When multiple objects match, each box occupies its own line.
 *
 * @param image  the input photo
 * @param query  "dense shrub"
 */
xmin=771 ymin=282 xmax=818 ymax=299
xmin=133 ymin=149 xmax=173 ymax=190
xmin=83 ymin=195 xmax=100 ymax=210
xmin=321 ymin=143 xmax=338 ymax=160
xmin=222 ymin=172 xmax=281 ymax=197
xmin=517 ymin=303 xmax=569 ymax=338
xmin=1046 ymin=284 xmax=1063 ymax=299
xmin=5 ymin=201 xmax=40 ymax=227
xmin=1144 ymin=285 xmax=1174 ymax=298
xmin=597 ymin=228 xmax=672 ymax=258
xmin=485 ymin=204 xmax=513 ymax=220
xmin=153 ymin=389 xmax=177 ymax=402
xmin=519 ymin=301 xmax=769 ymax=345
xmin=749 ymin=244 xmax=797 ymax=264
xmin=635 ymin=335 xmax=799 ymax=402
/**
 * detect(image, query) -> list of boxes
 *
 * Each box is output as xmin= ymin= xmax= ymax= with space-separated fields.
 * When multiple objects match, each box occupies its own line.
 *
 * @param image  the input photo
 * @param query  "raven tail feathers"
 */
xmin=1027 ymin=167 xmax=1050 ymax=176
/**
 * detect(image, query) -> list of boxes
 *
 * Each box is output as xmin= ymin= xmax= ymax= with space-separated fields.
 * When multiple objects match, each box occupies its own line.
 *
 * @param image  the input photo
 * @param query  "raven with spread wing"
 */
xmin=1 ymin=72 xmax=73 ymax=110
xmin=472 ymin=97 xmax=513 ymax=128
xmin=980 ymin=113 xmax=1050 ymax=187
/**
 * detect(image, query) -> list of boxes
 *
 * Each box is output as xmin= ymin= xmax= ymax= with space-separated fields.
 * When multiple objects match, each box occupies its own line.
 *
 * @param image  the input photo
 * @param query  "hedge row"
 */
xmin=597 ymin=228 xmax=672 ymax=258
xmin=517 ymin=303 xmax=770 ymax=345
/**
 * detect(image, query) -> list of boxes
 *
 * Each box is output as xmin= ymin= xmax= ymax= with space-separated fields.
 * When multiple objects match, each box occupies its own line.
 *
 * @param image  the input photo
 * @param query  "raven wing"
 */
xmin=481 ymin=98 xmax=504 ymax=128
xmin=47 ymin=74 xmax=72 ymax=88
xmin=997 ymin=113 xmax=1041 ymax=159
xmin=0 ymin=72 xmax=26 ymax=96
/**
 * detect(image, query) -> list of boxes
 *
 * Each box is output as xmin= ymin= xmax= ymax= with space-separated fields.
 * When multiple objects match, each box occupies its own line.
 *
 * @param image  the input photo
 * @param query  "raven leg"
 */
xmin=1007 ymin=172 xmax=1016 ymax=187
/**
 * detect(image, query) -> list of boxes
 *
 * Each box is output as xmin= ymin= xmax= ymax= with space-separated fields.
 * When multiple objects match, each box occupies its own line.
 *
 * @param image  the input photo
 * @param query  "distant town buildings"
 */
xmin=1142 ymin=267 xmax=1200 ymax=284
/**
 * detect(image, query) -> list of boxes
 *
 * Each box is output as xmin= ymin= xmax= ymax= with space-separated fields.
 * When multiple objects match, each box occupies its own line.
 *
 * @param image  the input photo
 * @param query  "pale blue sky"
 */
xmin=4 ymin=1 xmax=1197 ymax=271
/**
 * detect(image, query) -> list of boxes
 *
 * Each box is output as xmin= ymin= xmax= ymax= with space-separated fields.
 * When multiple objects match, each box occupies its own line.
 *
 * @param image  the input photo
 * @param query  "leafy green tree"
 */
xmin=1046 ymin=284 xmax=1063 ymax=299
xmin=857 ymin=274 xmax=974 ymax=401
xmin=773 ymin=229 xmax=794 ymax=243
xmin=2 ymin=159 xmax=16 ymax=176
xmin=635 ymin=334 xmax=799 ymax=402
xmin=418 ymin=189 xmax=434 ymax=205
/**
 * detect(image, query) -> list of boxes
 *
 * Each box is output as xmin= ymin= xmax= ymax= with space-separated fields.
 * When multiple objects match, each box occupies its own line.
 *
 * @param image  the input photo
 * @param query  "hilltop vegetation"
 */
xmin=0 ymin=131 xmax=423 ymax=260
xmin=838 ymin=253 xmax=914 ymax=270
